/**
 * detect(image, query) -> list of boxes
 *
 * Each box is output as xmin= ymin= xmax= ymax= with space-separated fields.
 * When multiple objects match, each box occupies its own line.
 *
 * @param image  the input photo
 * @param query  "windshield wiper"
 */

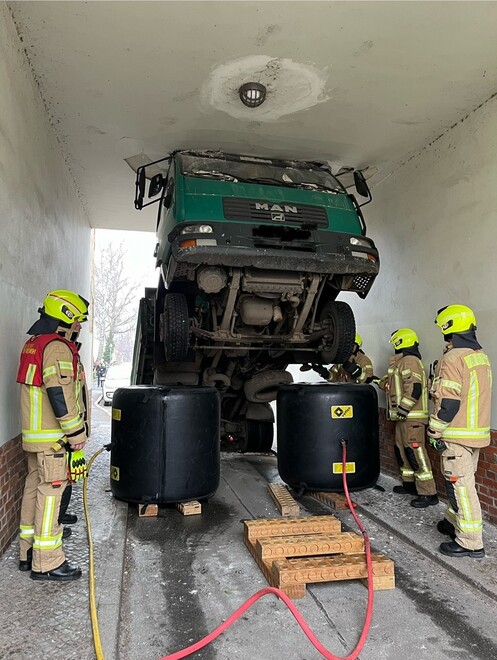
xmin=238 ymin=177 xmax=340 ymax=193
xmin=188 ymin=170 xmax=238 ymax=182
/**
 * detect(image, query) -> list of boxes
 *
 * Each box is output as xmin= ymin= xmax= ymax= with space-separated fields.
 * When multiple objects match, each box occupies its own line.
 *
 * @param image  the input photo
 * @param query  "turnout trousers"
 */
xmin=394 ymin=421 xmax=437 ymax=496
xmin=441 ymin=442 xmax=483 ymax=550
xmin=19 ymin=450 xmax=68 ymax=572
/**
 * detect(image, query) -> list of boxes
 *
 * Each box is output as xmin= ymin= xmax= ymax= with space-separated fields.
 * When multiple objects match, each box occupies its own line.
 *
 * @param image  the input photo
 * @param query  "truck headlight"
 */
xmin=180 ymin=225 xmax=213 ymax=234
xmin=350 ymin=236 xmax=371 ymax=247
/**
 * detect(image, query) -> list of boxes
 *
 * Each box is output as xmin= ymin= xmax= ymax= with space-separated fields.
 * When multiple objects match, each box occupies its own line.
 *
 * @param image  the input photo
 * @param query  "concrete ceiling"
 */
xmin=8 ymin=1 xmax=497 ymax=232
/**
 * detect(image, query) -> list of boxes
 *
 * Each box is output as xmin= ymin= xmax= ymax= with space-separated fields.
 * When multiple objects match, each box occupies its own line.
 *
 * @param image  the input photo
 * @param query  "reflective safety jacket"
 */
xmin=328 ymin=351 xmax=374 ymax=384
xmin=380 ymin=353 xmax=428 ymax=422
xmin=17 ymin=334 xmax=89 ymax=452
xmin=429 ymin=347 xmax=492 ymax=448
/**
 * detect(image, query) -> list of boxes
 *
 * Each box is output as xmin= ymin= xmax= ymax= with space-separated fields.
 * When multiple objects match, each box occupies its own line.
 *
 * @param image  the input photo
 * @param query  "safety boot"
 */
xmin=31 ymin=560 xmax=82 ymax=581
xmin=19 ymin=548 xmax=32 ymax=572
xmin=410 ymin=494 xmax=439 ymax=508
xmin=392 ymin=482 xmax=417 ymax=495
xmin=439 ymin=540 xmax=485 ymax=559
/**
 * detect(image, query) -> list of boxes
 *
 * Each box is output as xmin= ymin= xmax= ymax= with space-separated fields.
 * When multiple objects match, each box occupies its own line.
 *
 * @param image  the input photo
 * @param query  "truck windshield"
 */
xmin=179 ymin=154 xmax=345 ymax=193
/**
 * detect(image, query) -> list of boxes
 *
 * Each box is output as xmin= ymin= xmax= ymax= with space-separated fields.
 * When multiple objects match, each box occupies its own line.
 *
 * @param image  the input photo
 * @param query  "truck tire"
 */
xmin=241 ymin=419 xmax=274 ymax=453
xmin=163 ymin=293 xmax=189 ymax=362
xmin=320 ymin=301 xmax=356 ymax=364
xmin=244 ymin=370 xmax=293 ymax=403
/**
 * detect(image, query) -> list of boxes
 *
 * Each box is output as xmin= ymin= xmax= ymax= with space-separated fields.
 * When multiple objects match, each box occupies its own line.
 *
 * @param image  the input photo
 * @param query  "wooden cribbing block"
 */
xmin=309 ymin=491 xmax=357 ymax=510
xmin=272 ymin=552 xmax=395 ymax=593
xmin=244 ymin=515 xmax=341 ymax=544
xmin=138 ymin=503 xmax=158 ymax=517
xmin=244 ymin=533 xmax=306 ymax=599
xmin=176 ymin=500 xmax=202 ymax=516
xmin=256 ymin=532 xmax=364 ymax=565
xmin=267 ymin=483 xmax=300 ymax=516
xmin=244 ymin=515 xmax=395 ymax=599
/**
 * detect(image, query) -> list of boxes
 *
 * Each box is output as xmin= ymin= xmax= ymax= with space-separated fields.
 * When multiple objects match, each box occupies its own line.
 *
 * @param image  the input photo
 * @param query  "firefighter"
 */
xmin=379 ymin=328 xmax=438 ymax=507
xmin=429 ymin=305 xmax=491 ymax=558
xmin=17 ymin=290 xmax=90 ymax=581
xmin=301 ymin=333 xmax=376 ymax=384
xmin=327 ymin=333 xmax=375 ymax=383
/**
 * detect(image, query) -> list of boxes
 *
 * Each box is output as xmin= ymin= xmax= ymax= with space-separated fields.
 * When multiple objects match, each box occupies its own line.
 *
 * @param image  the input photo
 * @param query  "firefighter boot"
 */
xmin=31 ymin=560 xmax=82 ymax=581
xmin=19 ymin=548 xmax=33 ymax=572
xmin=393 ymin=482 xmax=417 ymax=495
xmin=439 ymin=541 xmax=485 ymax=559
xmin=410 ymin=494 xmax=439 ymax=508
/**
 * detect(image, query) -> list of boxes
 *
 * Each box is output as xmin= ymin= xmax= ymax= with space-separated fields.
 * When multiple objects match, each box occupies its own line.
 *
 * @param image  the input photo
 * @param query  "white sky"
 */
xmin=94 ymin=228 xmax=158 ymax=289
xmin=92 ymin=229 xmax=158 ymax=360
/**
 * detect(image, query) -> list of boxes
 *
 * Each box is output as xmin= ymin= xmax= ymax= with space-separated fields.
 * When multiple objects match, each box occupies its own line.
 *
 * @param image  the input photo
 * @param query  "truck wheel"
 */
xmin=244 ymin=370 xmax=293 ymax=403
xmin=241 ymin=419 xmax=274 ymax=453
xmin=163 ymin=293 xmax=190 ymax=362
xmin=320 ymin=301 xmax=356 ymax=364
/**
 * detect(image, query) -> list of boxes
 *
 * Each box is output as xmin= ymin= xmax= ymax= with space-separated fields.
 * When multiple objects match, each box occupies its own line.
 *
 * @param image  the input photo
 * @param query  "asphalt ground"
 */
xmin=1 ymin=390 xmax=496 ymax=660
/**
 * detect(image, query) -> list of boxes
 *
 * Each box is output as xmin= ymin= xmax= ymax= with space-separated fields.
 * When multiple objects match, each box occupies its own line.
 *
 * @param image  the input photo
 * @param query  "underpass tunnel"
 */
xmin=1 ymin=0 xmax=497 ymax=609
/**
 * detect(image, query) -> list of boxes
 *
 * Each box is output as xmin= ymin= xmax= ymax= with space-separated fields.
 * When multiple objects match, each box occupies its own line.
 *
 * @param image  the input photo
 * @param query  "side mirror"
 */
xmin=353 ymin=170 xmax=370 ymax=198
xmin=135 ymin=168 xmax=146 ymax=210
xmin=149 ymin=173 xmax=165 ymax=198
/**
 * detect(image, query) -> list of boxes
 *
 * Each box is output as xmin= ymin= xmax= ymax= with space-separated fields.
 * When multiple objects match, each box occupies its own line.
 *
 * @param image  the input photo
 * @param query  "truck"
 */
xmin=130 ymin=150 xmax=379 ymax=451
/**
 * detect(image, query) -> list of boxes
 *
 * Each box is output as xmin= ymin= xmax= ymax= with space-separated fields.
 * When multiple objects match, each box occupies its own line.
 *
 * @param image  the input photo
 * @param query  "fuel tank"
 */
xmin=110 ymin=385 xmax=220 ymax=503
xmin=276 ymin=383 xmax=379 ymax=492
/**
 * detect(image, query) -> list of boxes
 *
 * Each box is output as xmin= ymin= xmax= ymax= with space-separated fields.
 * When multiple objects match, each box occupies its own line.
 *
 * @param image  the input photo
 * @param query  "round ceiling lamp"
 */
xmin=238 ymin=82 xmax=267 ymax=108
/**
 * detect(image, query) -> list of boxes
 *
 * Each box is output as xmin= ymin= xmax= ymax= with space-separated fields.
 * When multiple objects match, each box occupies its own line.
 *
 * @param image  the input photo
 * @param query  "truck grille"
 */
xmin=223 ymin=198 xmax=328 ymax=227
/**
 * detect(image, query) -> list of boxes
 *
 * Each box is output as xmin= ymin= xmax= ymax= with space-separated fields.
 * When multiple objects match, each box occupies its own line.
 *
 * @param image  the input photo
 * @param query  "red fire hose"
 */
xmin=159 ymin=440 xmax=374 ymax=660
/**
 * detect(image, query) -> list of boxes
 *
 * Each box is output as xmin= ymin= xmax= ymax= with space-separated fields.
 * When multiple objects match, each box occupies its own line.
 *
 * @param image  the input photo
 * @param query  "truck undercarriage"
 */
xmin=130 ymin=150 xmax=379 ymax=451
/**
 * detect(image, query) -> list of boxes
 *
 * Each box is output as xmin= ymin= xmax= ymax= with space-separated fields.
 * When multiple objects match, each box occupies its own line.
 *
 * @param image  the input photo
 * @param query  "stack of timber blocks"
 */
xmin=244 ymin=515 xmax=395 ymax=599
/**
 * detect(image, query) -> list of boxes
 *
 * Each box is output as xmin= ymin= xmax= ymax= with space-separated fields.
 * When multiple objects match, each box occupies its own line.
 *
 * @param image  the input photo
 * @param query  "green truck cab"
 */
xmin=132 ymin=150 xmax=379 ymax=451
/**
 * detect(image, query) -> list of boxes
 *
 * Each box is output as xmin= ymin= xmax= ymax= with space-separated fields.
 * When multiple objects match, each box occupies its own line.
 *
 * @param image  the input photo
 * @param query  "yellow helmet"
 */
xmin=355 ymin=333 xmax=363 ymax=348
xmin=42 ymin=290 xmax=89 ymax=324
xmin=390 ymin=328 xmax=419 ymax=350
xmin=435 ymin=304 xmax=476 ymax=335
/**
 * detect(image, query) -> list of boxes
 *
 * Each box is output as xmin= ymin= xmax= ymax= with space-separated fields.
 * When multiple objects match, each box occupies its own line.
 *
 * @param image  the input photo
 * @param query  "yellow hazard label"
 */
xmin=112 ymin=408 xmax=121 ymax=421
xmin=333 ymin=462 xmax=356 ymax=474
xmin=110 ymin=465 xmax=120 ymax=481
xmin=331 ymin=405 xmax=353 ymax=418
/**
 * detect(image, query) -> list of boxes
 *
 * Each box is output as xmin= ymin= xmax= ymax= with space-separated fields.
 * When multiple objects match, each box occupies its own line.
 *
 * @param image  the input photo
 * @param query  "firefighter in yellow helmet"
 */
xmin=17 ymin=290 xmax=90 ymax=580
xmin=326 ymin=333 xmax=376 ymax=383
xmin=378 ymin=328 xmax=438 ymax=507
xmin=429 ymin=305 xmax=491 ymax=558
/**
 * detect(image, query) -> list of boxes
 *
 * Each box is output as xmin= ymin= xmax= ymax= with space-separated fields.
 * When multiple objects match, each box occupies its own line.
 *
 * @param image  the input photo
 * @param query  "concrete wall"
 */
xmin=0 ymin=4 xmax=91 ymax=552
xmin=354 ymin=92 xmax=497 ymax=422
xmin=351 ymin=92 xmax=497 ymax=522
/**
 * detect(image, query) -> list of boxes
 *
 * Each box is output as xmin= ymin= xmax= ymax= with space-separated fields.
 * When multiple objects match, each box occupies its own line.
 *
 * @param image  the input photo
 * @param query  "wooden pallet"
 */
xmin=310 ymin=491 xmax=357 ymax=510
xmin=176 ymin=500 xmax=202 ymax=516
xmin=244 ymin=516 xmax=394 ymax=598
xmin=267 ymin=483 xmax=300 ymax=516
xmin=138 ymin=503 xmax=158 ymax=517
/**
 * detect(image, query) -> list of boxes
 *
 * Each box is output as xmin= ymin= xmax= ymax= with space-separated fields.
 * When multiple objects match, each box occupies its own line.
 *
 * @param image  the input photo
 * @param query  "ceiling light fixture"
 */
xmin=238 ymin=82 xmax=267 ymax=108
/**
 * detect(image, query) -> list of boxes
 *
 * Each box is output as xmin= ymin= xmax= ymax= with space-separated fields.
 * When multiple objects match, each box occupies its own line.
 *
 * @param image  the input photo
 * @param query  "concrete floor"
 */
xmin=1 ymin=392 xmax=497 ymax=660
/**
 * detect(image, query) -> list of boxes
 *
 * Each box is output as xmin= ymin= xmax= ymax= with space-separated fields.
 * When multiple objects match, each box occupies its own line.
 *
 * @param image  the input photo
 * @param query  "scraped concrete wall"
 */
xmin=355 ymin=93 xmax=497 ymax=521
xmin=0 ymin=4 xmax=91 ymax=553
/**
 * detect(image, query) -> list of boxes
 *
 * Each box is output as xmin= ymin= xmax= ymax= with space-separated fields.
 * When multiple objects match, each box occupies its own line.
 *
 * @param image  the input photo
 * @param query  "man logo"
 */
xmin=271 ymin=212 xmax=285 ymax=222
xmin=254 ymin=202 xmax=298 ymax=214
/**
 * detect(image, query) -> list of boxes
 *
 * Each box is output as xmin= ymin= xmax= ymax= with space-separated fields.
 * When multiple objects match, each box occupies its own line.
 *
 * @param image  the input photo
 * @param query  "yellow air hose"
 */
xmin=83 ymin=447 xmax=108 ymax=660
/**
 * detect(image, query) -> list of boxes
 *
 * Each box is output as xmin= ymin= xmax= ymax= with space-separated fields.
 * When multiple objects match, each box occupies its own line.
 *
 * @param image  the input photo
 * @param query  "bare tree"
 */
xmin=93 ymin=242 xmax=138 ymax=363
